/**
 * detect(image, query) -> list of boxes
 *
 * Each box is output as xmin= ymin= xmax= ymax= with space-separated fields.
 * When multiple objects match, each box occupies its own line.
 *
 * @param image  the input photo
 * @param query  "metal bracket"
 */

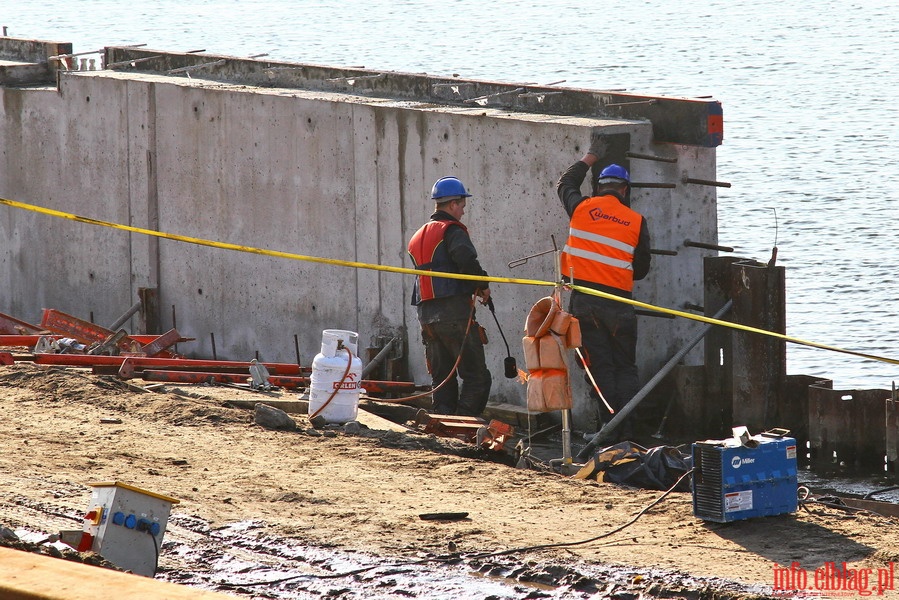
xmin=248 ymin=359 xmax=272 ymax=391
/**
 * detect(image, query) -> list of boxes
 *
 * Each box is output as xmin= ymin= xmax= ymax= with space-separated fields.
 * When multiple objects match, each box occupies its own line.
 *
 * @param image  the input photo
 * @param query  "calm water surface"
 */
xmin=4 ymin=0 xmax=898 ymax=388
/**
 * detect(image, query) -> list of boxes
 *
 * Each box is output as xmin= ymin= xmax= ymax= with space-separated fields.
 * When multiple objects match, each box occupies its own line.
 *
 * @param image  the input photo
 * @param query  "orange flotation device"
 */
xmin=522 ymin=294 xmax=581 ymax=412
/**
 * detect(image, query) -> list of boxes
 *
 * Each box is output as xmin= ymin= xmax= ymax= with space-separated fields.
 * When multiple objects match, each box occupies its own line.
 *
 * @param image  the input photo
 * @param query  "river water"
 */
xmin=3 ymin=0 xmax=898 ymax=389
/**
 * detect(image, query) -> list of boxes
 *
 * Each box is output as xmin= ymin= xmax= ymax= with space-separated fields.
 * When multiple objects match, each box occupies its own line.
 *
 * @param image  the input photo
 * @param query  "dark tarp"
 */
xmin=574 ymin=441 xmax=692 ymax=491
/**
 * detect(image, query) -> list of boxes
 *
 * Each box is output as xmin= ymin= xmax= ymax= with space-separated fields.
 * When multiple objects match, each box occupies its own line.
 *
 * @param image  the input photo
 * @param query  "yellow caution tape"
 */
xmin=2 ymin=196 xmax=897 ymax=367
xmin=568 ymin=284 xmax=899 ymax=366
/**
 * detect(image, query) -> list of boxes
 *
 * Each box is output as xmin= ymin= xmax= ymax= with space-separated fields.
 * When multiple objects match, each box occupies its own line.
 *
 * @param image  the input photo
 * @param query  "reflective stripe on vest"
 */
xmin=407 ymin=219 xmax=469 ymax=304
xmin=561 ymin=195 xmax=641 ymax=292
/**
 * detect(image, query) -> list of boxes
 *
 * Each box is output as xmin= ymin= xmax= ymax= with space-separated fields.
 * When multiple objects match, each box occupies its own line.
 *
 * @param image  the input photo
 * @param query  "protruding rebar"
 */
xmin=683 ymin=302 xmax=705 ymax=312
xmin=166 ymin=59 xmax=227 ymax=75
xmin=682 ymin=175 xmax=731 ymax=188
xmin=650 ymin=248 xmax=678 ymax=256
xmin=106 ymin=55 xmax=163 ymax=69
xmin=684 ymin=239 xmax=734 ymax=252
xmin=463 ymin=88 xmax=525 ymax=104
xmin=626 ymin=151 xmax=677 ymax=163
xmin=326 ymin=73 xmax=385 ymax=83
xmin=636 ymin=309 xmax=676 ymax=319
xmin=508 ymin=248 xmax=555 ymax=269
xmin=630 ymin=182 xmax=676 ymax=189
xmin=606 ymin=99 xmax=658 ymax=107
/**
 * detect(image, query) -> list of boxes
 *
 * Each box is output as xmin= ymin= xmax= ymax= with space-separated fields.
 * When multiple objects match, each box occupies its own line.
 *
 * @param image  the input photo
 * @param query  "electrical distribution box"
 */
xmin=692 ymin=429 xmax=798 ymax=523
xmin=80 ymin=481 xmax=180 ymax=577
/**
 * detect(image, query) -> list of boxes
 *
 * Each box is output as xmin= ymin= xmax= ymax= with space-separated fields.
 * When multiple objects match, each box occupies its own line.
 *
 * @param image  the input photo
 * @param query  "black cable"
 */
xmin=213 ymin=468 xmax=694 ymax=588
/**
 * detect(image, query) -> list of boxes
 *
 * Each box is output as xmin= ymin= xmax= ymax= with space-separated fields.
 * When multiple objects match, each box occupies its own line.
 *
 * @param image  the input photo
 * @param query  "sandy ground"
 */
xmin=2 ymin=361 xmax=898 ymax=599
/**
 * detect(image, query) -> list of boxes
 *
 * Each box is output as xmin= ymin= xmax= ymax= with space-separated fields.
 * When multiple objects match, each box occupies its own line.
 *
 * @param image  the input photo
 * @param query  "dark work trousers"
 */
xmin=421 ymin=319 xmax=492 ymax=416
xmin=570 ymin=292 xmax=638 ymax=437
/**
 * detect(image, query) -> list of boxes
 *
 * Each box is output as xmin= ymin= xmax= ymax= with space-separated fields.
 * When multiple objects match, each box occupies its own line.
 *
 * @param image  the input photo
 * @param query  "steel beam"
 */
xmin=730 ymin=259 xmax=786 ymax=432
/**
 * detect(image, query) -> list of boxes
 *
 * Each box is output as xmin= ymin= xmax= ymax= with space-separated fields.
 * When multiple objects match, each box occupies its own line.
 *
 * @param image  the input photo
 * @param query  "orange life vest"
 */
xmin=407 ymin=220 xmax=470 ymax=304
xmin=561 ymin=195 xmax=642 ymax=292
xmin=522 ymin=295 xmax=581 ymax=413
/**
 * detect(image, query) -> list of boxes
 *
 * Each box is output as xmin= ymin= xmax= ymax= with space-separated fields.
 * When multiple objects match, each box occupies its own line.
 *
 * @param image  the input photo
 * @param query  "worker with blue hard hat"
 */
xmin=407 ymin=176 xmax=492 ymax=417
xmin=556 ymin=135 xmax=652 ymax=440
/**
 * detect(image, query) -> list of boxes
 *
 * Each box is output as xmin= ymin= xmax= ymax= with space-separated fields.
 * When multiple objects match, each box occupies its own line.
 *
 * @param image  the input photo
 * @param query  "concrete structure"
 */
xmin=0 ymin=37 xmax=725 ymax=430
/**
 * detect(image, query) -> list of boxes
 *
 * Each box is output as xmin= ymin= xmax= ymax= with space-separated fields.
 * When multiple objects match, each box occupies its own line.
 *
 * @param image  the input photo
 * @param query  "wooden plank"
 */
xmin=0 ymin=546 xmax=232 ymax=599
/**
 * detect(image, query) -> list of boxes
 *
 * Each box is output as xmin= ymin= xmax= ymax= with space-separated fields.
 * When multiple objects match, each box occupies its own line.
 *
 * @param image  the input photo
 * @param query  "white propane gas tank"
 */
xmin=308 ymin=329 xmax=364 ymax=423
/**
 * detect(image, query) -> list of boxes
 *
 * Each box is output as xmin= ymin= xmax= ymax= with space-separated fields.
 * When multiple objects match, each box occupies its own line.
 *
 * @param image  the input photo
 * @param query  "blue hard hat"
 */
xmin=431 ymin=176 xmax=472 ymax=200
xmin=597 ymin=164 xmax=630 ymax=184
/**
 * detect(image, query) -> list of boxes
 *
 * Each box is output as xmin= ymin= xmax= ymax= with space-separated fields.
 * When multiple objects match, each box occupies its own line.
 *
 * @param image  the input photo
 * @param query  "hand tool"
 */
xmin=486 ymin=297 xmax=517 ymax=378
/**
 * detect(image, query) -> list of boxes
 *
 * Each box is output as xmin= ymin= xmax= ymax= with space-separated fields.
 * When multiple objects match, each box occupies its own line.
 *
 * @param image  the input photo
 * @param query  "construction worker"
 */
xmin=556 ymin=137 xmax=652 ymax=438
xmin=407 ymin=176 xmax=492 ymax=416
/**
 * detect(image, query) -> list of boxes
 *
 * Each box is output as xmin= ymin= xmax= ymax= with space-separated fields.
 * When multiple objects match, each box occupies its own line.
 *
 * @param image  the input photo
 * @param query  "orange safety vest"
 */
xmin=407 ymin=220 xmax=470 ymax=304
xmin=561 ymin=195 xmax=643 ymax=292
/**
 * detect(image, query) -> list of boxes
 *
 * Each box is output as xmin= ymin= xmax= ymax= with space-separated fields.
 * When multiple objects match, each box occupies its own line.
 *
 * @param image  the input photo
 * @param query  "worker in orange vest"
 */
xmin=408 ymin=177 xmax=492 ymax=416
xmin=556 ymin=137 xmax=652 ymax=438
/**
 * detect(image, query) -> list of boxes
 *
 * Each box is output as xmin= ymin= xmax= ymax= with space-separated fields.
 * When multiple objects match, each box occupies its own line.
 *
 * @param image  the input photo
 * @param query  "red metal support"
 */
xmin=136 ymin=369 xmax=424 ymax=394
xmin=0 ymin=312 xmax=43 ymax=335
xmin=0 ymin=332 xmax=194 ymax=355
xmin=31 ymin=354 xmax=308 ymax=375
xmin=41 ymin=309 xmax=143 ymax=354
xmin=412 ymin=413 xmax=515 ymax=451
xmin=0 ymin=335 xmax=58 ymax=347
xmin=138 ymin=329 xmax=189 ymax=356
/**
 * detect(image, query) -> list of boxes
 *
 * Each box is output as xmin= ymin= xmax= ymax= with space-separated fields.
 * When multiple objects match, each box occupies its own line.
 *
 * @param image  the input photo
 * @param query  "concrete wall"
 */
xmin=0 ymin=48 xmax=721 ymax=429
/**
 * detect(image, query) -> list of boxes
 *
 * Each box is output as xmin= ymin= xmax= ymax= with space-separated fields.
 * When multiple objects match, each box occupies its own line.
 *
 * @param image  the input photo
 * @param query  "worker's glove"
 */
xmin=587 ymin=134 xmax=609 ymax=158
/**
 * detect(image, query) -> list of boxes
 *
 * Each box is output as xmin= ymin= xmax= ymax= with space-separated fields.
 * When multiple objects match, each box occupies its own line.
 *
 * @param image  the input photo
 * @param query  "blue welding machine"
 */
xmin=692 ymin=429 xmax=798 ymax=523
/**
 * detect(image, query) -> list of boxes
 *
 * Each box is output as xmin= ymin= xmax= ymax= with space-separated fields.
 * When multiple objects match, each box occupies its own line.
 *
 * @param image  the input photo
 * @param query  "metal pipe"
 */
xmin=361 ymin=337 xmax=397 ymax=378
xmin=49 ymin=44 xmax=147 ymax=61
xmin=561 ymin=409 xmax=572 ymax=466
xmin=682 ymin=176 xmax=731 ymax=188
xmin=684 ymin=239 xmax=734 ymax=253
xmin=107 ymin=301 xmax=142 ymax=332
xmin=577 ymin=300 xmax=733 ymax=460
